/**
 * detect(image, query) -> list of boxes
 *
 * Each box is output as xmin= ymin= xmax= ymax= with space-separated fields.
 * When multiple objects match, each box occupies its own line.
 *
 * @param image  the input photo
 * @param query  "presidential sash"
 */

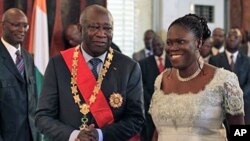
xmin=61 ymin=47 xmax=114 ymax=128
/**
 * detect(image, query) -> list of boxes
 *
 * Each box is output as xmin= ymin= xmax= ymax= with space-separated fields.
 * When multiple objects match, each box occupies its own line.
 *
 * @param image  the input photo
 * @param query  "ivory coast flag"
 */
xmin=28 ymin=0 xmax=49 ymax=95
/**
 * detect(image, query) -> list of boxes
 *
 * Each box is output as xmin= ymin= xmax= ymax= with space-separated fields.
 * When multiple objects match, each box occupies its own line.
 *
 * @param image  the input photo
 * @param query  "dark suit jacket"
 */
xmin=138 ymin=55 xmax=171 ymax=141
xmin=139 ymin=55 xmax=171 ymax=111
xmin=239 ymin=43 xmax=249 ymax=57
xmin=0 ymin=41 xmax=39 ymax=141
xmin=132 ymin=49 xmax=148 ymax=62
xmin=209 ymin=52 xmax=250 ymax=124
xmin=35 ymin=50 xmax=145 ymax=141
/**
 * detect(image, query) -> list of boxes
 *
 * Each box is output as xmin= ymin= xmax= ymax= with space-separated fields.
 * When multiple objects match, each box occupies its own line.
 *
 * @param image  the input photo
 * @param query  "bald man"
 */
xmin=0 ymin=8 xmax=39 ymax=141
xmin=35 ymin=4 xmax=144 ymax=141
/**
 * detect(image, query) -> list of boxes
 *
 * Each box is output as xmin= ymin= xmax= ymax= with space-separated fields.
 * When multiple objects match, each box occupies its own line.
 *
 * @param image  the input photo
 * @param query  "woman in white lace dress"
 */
xmin=149 ymin=14 xmax=245 ymax=141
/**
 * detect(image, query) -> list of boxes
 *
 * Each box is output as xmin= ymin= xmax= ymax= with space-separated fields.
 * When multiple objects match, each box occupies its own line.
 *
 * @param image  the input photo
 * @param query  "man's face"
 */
xmin=144 ymin=31 xmax=155 ymax=50
xmin=152 ymin=38 xmax=164 ymax=57
xmin=212 ymin=28 xmax=225 ymax=48
xmin=2 ymin=12 xmax=29 ymax=47
xmin=80 ymin=10 xmax=113 ymax=57
xmin=226 ymin=30 xmax=240 ymax=52
xmin=200 ymin=38 xmax=213 ymax=58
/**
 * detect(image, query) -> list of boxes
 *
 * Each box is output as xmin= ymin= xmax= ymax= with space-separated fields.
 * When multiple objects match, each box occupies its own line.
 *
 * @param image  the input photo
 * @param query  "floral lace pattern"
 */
xmin=149 ymin=68 xmax=244 ymax=141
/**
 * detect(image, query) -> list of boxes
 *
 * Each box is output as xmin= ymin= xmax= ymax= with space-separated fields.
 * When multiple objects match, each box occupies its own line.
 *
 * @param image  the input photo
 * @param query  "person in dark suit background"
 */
xmin=211 ymin=27 xmax=225 ymax=56
xmin=0 ymin=8 xmax=39 ymax=141
xmin=35 ymin=4 xmax=144 ymax=141
xmin=239 ymin=28 xmax=250 ymax=57
xmin=132 ymin=29 xmax=155 ymax=61
xmin=200 ymin=37 xmax=213 ymax=63
xmin=139 ymin=35 xmax=171 ymax=141
xmin=63 ymin=23 xmax=82 ymax=49
xmin=209 ymin=28 xmax=250 ymax=125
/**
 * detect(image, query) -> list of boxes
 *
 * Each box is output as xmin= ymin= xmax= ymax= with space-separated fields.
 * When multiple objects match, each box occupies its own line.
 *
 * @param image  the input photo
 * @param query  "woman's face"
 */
xmin=166 ymin=25 xmax=200 ymax=69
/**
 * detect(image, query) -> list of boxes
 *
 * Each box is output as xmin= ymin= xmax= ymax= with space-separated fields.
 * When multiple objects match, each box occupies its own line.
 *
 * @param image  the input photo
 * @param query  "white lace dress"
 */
xmin=149 ymin=68 xmax=244 ymax=141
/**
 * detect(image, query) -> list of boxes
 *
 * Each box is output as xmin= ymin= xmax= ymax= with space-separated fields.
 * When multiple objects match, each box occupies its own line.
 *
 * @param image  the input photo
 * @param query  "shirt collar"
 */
xmin=225 ymin=50 xmax=238 ymax=62
xmin=1 ymin=37 xmax=21 ymax=62
xmin=154 ymin=51 xmax=166 ymax=64
xmin=145 ymin=48 xmax=153 ymax=56
xmin=80 ymin=44 xmax=107 ymax=63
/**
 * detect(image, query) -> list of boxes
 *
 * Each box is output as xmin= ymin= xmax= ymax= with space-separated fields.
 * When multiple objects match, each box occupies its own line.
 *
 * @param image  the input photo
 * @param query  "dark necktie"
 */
xmin=158 ymin=57 xmax=164 ymax=73
xmin=230 ymin=54 xmax=235 ymax=71
xmin=89 ymin=58 xmax=101 ymax=79
xmin=15 ymin=50 xmax=25 ymax=77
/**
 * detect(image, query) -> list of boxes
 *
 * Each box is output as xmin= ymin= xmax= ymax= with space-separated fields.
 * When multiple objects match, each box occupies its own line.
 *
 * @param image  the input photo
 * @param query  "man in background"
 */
xmin=239 ymin=28 xmax=250 ymax=57
xmin=64 ymin=23 xmax=82 ymax=49
xmin=209 ymin=28 xmax=250 ymax=125
xmin=200 ymin=37 xmax=213 ymax=63
xmin=211 ymin=27 xmax=225 ymax=55
xmin=139 ymin=35 xmax=171 ymax=141
xmin=0 ymin=8 xmax=39 ymax=141
xmin=132 ymin=29 xmax=155 ymax=61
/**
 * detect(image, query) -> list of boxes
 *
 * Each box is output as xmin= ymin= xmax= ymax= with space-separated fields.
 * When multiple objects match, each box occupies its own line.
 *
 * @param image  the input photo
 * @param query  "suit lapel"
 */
xmin=235 ymin=53 xmax=245 ymax=74
xmin=221 ymin=52 xmax=231 ymax=71
xmin=0 ymin=41 xmax=25 ymax=82
xmin=164 ymin=55 xmax=171 ymax=68
xmin=151 ymin=56 xmax=160 ymax=74
xmin=22 ymin=49 xmax=30 ymax=82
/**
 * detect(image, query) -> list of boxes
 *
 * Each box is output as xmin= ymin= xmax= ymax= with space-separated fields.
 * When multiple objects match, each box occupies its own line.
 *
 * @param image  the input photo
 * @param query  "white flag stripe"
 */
xmin=33 ymin=6 xmax=49 ymax=75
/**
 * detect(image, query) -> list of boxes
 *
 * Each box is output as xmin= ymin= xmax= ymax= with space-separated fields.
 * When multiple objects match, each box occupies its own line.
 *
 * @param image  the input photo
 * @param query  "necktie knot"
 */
xmin=15 ymin=50 xmax=25 ymax=77
xmin=16 ymin=50 xmax=22 ymax=59
xmin=89 ymin=58 xmax=102 ymax=79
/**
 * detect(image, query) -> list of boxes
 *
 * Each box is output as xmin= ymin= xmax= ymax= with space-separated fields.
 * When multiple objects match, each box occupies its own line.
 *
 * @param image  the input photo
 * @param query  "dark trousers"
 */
xmin=140 ymin=113 xmax=155 ymax=141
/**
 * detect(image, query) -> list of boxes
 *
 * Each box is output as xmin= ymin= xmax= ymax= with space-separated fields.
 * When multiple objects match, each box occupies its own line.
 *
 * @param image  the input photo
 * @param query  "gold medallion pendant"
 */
xmin=109 ymin=92 xmax=123 ymax=108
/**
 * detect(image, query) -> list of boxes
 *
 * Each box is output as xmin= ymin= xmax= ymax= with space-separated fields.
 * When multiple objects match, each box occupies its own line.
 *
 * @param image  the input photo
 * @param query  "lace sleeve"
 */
xmin=223 ymin=72 xmax=244 ymax=116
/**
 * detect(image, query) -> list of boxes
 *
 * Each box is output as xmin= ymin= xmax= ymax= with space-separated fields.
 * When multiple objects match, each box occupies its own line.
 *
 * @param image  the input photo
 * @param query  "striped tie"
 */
xmin=15 ymin=50 xmax=25 ymax=77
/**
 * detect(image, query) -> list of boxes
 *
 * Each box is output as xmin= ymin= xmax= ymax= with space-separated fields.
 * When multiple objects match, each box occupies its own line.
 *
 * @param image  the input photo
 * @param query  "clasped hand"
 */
xmin=75 ymin=124 xmax=98 ymax=141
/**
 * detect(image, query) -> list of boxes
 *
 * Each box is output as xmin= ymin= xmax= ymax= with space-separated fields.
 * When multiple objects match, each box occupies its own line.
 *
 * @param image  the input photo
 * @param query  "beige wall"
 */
xmin=134 ymin=0 xmax=153 ymax=52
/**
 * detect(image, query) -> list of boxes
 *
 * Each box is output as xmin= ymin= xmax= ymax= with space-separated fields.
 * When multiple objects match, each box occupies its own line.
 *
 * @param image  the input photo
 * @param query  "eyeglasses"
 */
xmin=83 ymin=24 xmax=113 ymax=34
xmin=3 ymin=21 xmax=29 ymax=30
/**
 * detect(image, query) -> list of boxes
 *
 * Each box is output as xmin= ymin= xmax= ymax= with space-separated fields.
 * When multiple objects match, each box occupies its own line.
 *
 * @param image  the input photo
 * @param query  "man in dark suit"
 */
xmin=209 ymin=28 xmax=250 ymax=125
xmin=64 ymin=23 xmax=82 ymax=49
xmin=139 ymin=35 xmax=171 ymax=141
xmin=0 ymin=8 xmax=39 ymax=141
xmin=35 ymin=5 xmax=144 ymax=141
xmin=132 ymin=29 xmax=155 ymax=61
xmin=239 ymin=29 xmax=250 ymax=57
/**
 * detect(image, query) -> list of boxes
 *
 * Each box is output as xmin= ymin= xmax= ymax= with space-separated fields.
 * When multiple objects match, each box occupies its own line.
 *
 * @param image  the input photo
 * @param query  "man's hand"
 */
xmin=75 ymin=124 xmax=99 ymax=141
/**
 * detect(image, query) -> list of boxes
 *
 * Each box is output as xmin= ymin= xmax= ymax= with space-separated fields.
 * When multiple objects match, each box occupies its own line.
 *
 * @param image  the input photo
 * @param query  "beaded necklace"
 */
xmin=176 ymin=58 xmax=204 ymax=82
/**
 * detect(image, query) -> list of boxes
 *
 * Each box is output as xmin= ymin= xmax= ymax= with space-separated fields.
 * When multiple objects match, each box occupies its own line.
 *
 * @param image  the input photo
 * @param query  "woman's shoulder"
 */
xmin=154 ymin=68 xmax=172 ymax=89
xmin=212 ymin=67 xmax=239 ymax=85
xmin=216 ymin=67 xmax=237 ymax=78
